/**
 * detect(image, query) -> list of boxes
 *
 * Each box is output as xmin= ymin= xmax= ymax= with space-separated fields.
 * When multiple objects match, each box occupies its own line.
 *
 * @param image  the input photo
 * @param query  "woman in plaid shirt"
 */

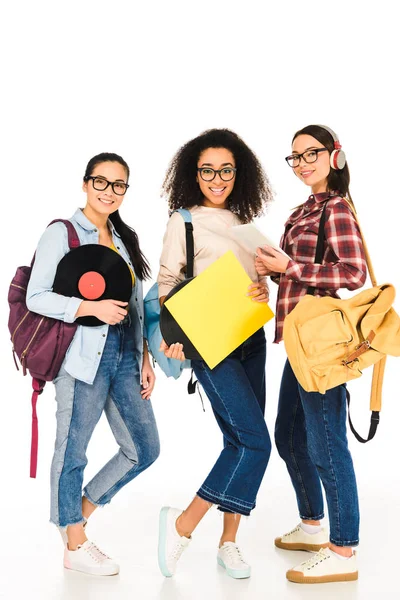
xmin=255 ymin=125 xmax=367 ymax=584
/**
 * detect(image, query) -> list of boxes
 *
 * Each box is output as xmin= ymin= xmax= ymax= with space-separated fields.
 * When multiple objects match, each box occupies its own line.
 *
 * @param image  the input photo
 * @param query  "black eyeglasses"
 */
xmin=197 ymin=167 xmax=237 ymax=182
xmin=285 ymin=148 xmax=328 ymax=168
xmin=86 ymin=176 xmax=129 ymax=196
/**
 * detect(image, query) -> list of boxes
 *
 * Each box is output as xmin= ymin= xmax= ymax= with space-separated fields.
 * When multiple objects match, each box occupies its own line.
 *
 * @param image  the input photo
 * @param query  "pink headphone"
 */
xmin=317 ymin=125 xmax=346 ymax=170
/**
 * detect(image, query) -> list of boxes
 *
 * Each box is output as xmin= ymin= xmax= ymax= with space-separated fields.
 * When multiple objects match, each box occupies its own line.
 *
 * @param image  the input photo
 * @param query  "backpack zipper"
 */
xmin=20 ymin=317 xmax=44 ymax=376
xmin=11 ymin=283 xmax=27 ymax=291
xmin=11 ymin=311 xmax=29 ymax=344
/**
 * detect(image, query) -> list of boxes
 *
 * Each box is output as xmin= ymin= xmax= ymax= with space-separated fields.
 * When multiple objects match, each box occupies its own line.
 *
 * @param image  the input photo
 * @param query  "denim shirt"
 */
xmin=26 ymin=209 xmax=145 ymax=384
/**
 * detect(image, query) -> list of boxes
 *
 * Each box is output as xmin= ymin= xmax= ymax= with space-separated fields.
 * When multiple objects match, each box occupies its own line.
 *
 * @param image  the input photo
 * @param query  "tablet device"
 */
xmin=231 ymin=223 xmax=290 ymax=258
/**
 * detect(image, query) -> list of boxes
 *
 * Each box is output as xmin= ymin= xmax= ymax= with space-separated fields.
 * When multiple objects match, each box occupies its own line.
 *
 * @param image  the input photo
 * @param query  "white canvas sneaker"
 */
xmin=286 ymin=547 xmax=358 ymax=583
xmin=63 ymin=540 xmax=119 ymax=576
xmin=158 ymin=506 xmax=191 ymax=577
xmin=217 ymin=542 xmax=251 ymax=579
xmin=275 ymin=523 xmax=329 ymax=552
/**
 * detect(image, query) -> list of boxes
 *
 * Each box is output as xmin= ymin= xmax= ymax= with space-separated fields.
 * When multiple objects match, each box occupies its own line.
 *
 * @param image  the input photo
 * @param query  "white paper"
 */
xmin=231 ymin=223 xmax=290 ymax=258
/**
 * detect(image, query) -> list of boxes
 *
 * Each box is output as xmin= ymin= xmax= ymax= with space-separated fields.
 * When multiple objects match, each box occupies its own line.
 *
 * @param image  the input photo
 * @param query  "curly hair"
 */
xmin=162 ymin=128 xmax=273 ymax=223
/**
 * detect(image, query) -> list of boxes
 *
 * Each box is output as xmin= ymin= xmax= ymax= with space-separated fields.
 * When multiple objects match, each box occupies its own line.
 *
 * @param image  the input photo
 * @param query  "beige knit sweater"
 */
xmin=157 ymin=205 xmax=263 ymax=298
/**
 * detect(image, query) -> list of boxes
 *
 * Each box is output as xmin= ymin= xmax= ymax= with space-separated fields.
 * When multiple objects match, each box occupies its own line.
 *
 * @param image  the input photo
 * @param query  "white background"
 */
xmin=1 ymin=2 xmax=399 ymax=599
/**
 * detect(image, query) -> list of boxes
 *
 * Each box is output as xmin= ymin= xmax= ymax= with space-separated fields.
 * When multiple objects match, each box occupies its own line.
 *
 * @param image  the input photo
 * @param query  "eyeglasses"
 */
xmin=285 ymin=148 xmax=328 ymax=168
xmin=86 ymin=176 xmax=129 ymax=196
xmin=197 ymin=167 xmax=237 ymax=182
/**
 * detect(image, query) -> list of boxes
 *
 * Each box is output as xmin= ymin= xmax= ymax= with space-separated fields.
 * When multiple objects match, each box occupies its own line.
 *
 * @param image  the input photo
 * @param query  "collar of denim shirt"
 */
xmin=73 ymin=208 xmax=122 ymax=238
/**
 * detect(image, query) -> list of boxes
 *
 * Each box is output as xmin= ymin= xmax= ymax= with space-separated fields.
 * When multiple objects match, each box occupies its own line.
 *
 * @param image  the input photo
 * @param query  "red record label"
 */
xmin=78 ymin=271 xmax=106 ymax=300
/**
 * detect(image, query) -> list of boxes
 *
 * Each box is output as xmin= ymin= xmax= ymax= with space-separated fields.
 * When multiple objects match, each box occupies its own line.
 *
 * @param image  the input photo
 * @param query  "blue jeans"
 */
xmin=192 ymin=328 xmax=271 ymax=516
xmin=275 ymin=360 xmax=359 ymax=546
xmin=50 ymin=320 xmax=160 ymax=528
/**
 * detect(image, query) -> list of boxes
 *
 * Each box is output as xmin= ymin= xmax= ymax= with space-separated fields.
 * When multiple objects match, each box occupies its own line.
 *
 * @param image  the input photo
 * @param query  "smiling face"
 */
xmin=291 ymin=134 xmax=331 ymax=194
xmin=82 ymin=161 xmax=128 ymax=219
xmin=197 ymin=147 xmax=236 ymax=208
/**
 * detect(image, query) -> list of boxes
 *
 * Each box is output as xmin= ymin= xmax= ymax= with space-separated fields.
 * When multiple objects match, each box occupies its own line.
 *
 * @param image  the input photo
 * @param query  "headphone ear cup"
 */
xmin=330 ymin=149 xmax=346 ymax=170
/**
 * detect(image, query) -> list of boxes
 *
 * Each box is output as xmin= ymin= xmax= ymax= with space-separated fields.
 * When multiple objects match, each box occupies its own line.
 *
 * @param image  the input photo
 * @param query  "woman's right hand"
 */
xmin=159 ymin=338 xmax=186 ymax=361
xmin=76 ymin=299 xmax=128 ymax=325
xmin=255 ymin=256 xmax=278 ymax=277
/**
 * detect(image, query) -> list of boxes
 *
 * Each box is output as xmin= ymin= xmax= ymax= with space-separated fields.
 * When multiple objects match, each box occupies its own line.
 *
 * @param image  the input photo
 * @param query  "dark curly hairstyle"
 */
xmin=83 ymin=152 xmax=151 ymax=280
xmin=162 ymin=128 xmax=273 ymax=223
xmin=292 ymin=125 xmax=352 ymax=200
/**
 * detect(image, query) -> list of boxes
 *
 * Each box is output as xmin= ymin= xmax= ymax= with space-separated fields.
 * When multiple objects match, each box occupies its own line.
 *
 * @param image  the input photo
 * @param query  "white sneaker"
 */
xmin=158 ymin=506 xmax=191 ymax=577
xmin=58 ymin=520 xmax=87 ymax=546
xmin=217 ymin=542 xmax=251 ymax=579
xmin=275 ymin=523 xmax=329 ymax=552
xmin=286 ymin=547 xmax=358 ymax=583
xmin=63 ymin=540 xmax=119 ymax=576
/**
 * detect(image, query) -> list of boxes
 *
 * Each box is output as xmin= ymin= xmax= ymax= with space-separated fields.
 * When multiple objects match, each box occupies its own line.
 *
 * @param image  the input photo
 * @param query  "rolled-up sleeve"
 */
xmin=157 ymin=213 xmax=187 ymax=298
xmin=26 ymin=223 xmax=83 ymax=322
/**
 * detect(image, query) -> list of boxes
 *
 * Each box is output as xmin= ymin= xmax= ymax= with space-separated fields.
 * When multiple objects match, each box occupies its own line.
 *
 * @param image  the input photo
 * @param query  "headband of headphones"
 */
xmin=317 ymin=125 xmax=346 ymax=170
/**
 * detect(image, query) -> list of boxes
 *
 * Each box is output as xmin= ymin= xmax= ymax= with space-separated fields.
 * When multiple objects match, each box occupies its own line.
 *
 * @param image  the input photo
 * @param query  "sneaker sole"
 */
xmin=158 ymin=507 xmax=173 ymax=578
xmin=275 ymin=537 xmax=329 ymax=552
xmin=286 ymin=569 xmax=358 ymax=584
xmin=64 ymin=562 xmax=119 ymax=576
xmin=217 ymin=556 xmax=251 ymax=579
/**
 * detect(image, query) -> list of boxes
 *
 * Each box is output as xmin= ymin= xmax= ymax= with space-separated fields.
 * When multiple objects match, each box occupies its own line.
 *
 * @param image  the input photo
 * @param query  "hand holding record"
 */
xmin=53 ymin=244 xmax=132 ymax=326
xmin=76 ymin=298 xmax=128 ymax=325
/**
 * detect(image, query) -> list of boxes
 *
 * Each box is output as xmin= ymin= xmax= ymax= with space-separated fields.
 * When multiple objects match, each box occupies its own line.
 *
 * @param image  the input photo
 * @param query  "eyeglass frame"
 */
xmin=197 ymin=167 xmax=237 ymax=182
xmin=85 ymin=175 xmax=130 ymax=196
xmin=285 ymin=147 xmax=329 ymax=168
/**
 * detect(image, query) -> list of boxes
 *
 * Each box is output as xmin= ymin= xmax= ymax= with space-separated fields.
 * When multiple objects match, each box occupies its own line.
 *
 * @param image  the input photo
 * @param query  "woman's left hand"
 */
xmin=247 ymin=282 xmax=270 ymax=303
xmin=141 ymin=360 xmax=156 ymax=400
xmin=256 ymin=246 xmax=290 ymax=274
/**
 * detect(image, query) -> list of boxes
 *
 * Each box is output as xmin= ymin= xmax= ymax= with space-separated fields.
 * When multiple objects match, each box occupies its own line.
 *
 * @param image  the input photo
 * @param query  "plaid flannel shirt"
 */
xmin=274 ymin=192 xmax=367 ymax=343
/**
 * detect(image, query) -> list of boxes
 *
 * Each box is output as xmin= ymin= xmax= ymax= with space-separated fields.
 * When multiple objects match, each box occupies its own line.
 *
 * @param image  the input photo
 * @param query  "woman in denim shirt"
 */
xmin=156 ymin=129 xmax=273 ymax=580
xmin=26 ymin=153 xmax=160 ymax=576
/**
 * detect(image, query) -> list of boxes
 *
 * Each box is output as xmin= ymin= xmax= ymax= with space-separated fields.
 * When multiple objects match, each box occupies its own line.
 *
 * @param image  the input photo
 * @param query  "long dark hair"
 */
xmin=162 ymin=128 xmax=273 ymax=223
xmin=292 ymin=125 xmax=352 ymax=200
xmin=83 ymin=152 xmax=151 ymax=280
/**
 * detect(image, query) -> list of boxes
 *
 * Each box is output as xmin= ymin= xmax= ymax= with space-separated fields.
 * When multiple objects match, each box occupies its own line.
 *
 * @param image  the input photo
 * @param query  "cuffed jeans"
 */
xmin=50 ymin=320 xmax=160 ymax=528
xmin=275 ymin=359 xmax=359 ymax=546
xmin=192 ymin=328 xmax=271 ymax=516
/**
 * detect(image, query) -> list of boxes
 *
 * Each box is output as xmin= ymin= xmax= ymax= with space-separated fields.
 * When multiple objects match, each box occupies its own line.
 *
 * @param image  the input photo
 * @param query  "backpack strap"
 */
xmin=30 ymin=219 xmax=80 ymax=267
xmin=48 ymin=219 xmax=80 ymax=250
xmin=173 ymin=209 xmax=194 ymax=279
xmin=30 ymin=378 xmax=45 ymax=478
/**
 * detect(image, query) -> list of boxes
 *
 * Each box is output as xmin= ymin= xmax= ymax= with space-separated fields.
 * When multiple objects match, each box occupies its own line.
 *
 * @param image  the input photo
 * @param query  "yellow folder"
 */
xmin=165 ymin=251 xmax=274 ymax=369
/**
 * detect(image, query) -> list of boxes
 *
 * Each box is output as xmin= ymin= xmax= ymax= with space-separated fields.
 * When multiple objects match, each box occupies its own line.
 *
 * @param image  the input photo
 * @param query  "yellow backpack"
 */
xmin=283 ymin=199 xmax=400 ymax=442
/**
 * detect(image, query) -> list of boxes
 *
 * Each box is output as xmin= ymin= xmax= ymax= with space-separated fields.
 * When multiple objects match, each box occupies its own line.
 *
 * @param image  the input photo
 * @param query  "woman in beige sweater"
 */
xmin=156 ymin=129 xmax=273 ymax=580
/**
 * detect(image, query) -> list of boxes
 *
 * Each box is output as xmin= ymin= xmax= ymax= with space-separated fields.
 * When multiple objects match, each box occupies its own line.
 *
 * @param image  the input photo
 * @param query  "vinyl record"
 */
xmin=53 ymin=244 xmax=132 ymax=326
xmin=160 ymin=278 xmax=203 ymax=360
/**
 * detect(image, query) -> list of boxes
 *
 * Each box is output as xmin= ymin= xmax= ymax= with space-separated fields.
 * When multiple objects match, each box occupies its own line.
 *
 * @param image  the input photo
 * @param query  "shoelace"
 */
xmin=285 ymin=525 xmax=301 ymax=537
xmin=224 ymin=544 xmax=247 ymax=566
xmin=301 ymin=549 xmax=329 ymax=570
xmin=84 ymin=542 xmax=111 ymax=563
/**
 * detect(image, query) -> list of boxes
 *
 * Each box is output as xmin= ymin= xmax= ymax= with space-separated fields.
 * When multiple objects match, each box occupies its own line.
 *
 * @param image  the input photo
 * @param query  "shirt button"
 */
xmin=135 ymin=297 xmax=138 ymax=301
xmin=102 ymin=334 xmax=106 ymax=337
xmin=117 ymin=246 xmax=120 ymax=250
xmin=129 ymin=262 xmax=132 ymax=266
xmin=94 ymin=228 xmax=97 ymax=232
xmin=98 ymin=352 xmax=101 ymax=355
xmin=140 ymin=316 xmax=143 ymax=320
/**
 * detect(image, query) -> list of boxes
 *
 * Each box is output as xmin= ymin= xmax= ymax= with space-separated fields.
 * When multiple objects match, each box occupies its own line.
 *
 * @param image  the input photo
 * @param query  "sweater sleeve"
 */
xmin=157 ymin=212 xmax=188 ymax=298
xmin=285 ymin=201 xmax=367 ymax=290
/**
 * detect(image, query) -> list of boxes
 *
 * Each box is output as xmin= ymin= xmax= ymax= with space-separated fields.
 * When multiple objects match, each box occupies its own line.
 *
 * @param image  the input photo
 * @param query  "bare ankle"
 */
xmin=302 ymin=519 xmax=321 ymax=526
xmin=330 ymin=543 xmax=353 ymax=557
xmin=175 ymin=515 xmax=191 ymax=539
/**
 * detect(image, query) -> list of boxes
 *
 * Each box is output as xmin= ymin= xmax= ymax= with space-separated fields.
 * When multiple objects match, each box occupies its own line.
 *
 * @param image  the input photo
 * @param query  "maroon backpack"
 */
xmin=8 ymin=220 xmax=80 ymax=477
